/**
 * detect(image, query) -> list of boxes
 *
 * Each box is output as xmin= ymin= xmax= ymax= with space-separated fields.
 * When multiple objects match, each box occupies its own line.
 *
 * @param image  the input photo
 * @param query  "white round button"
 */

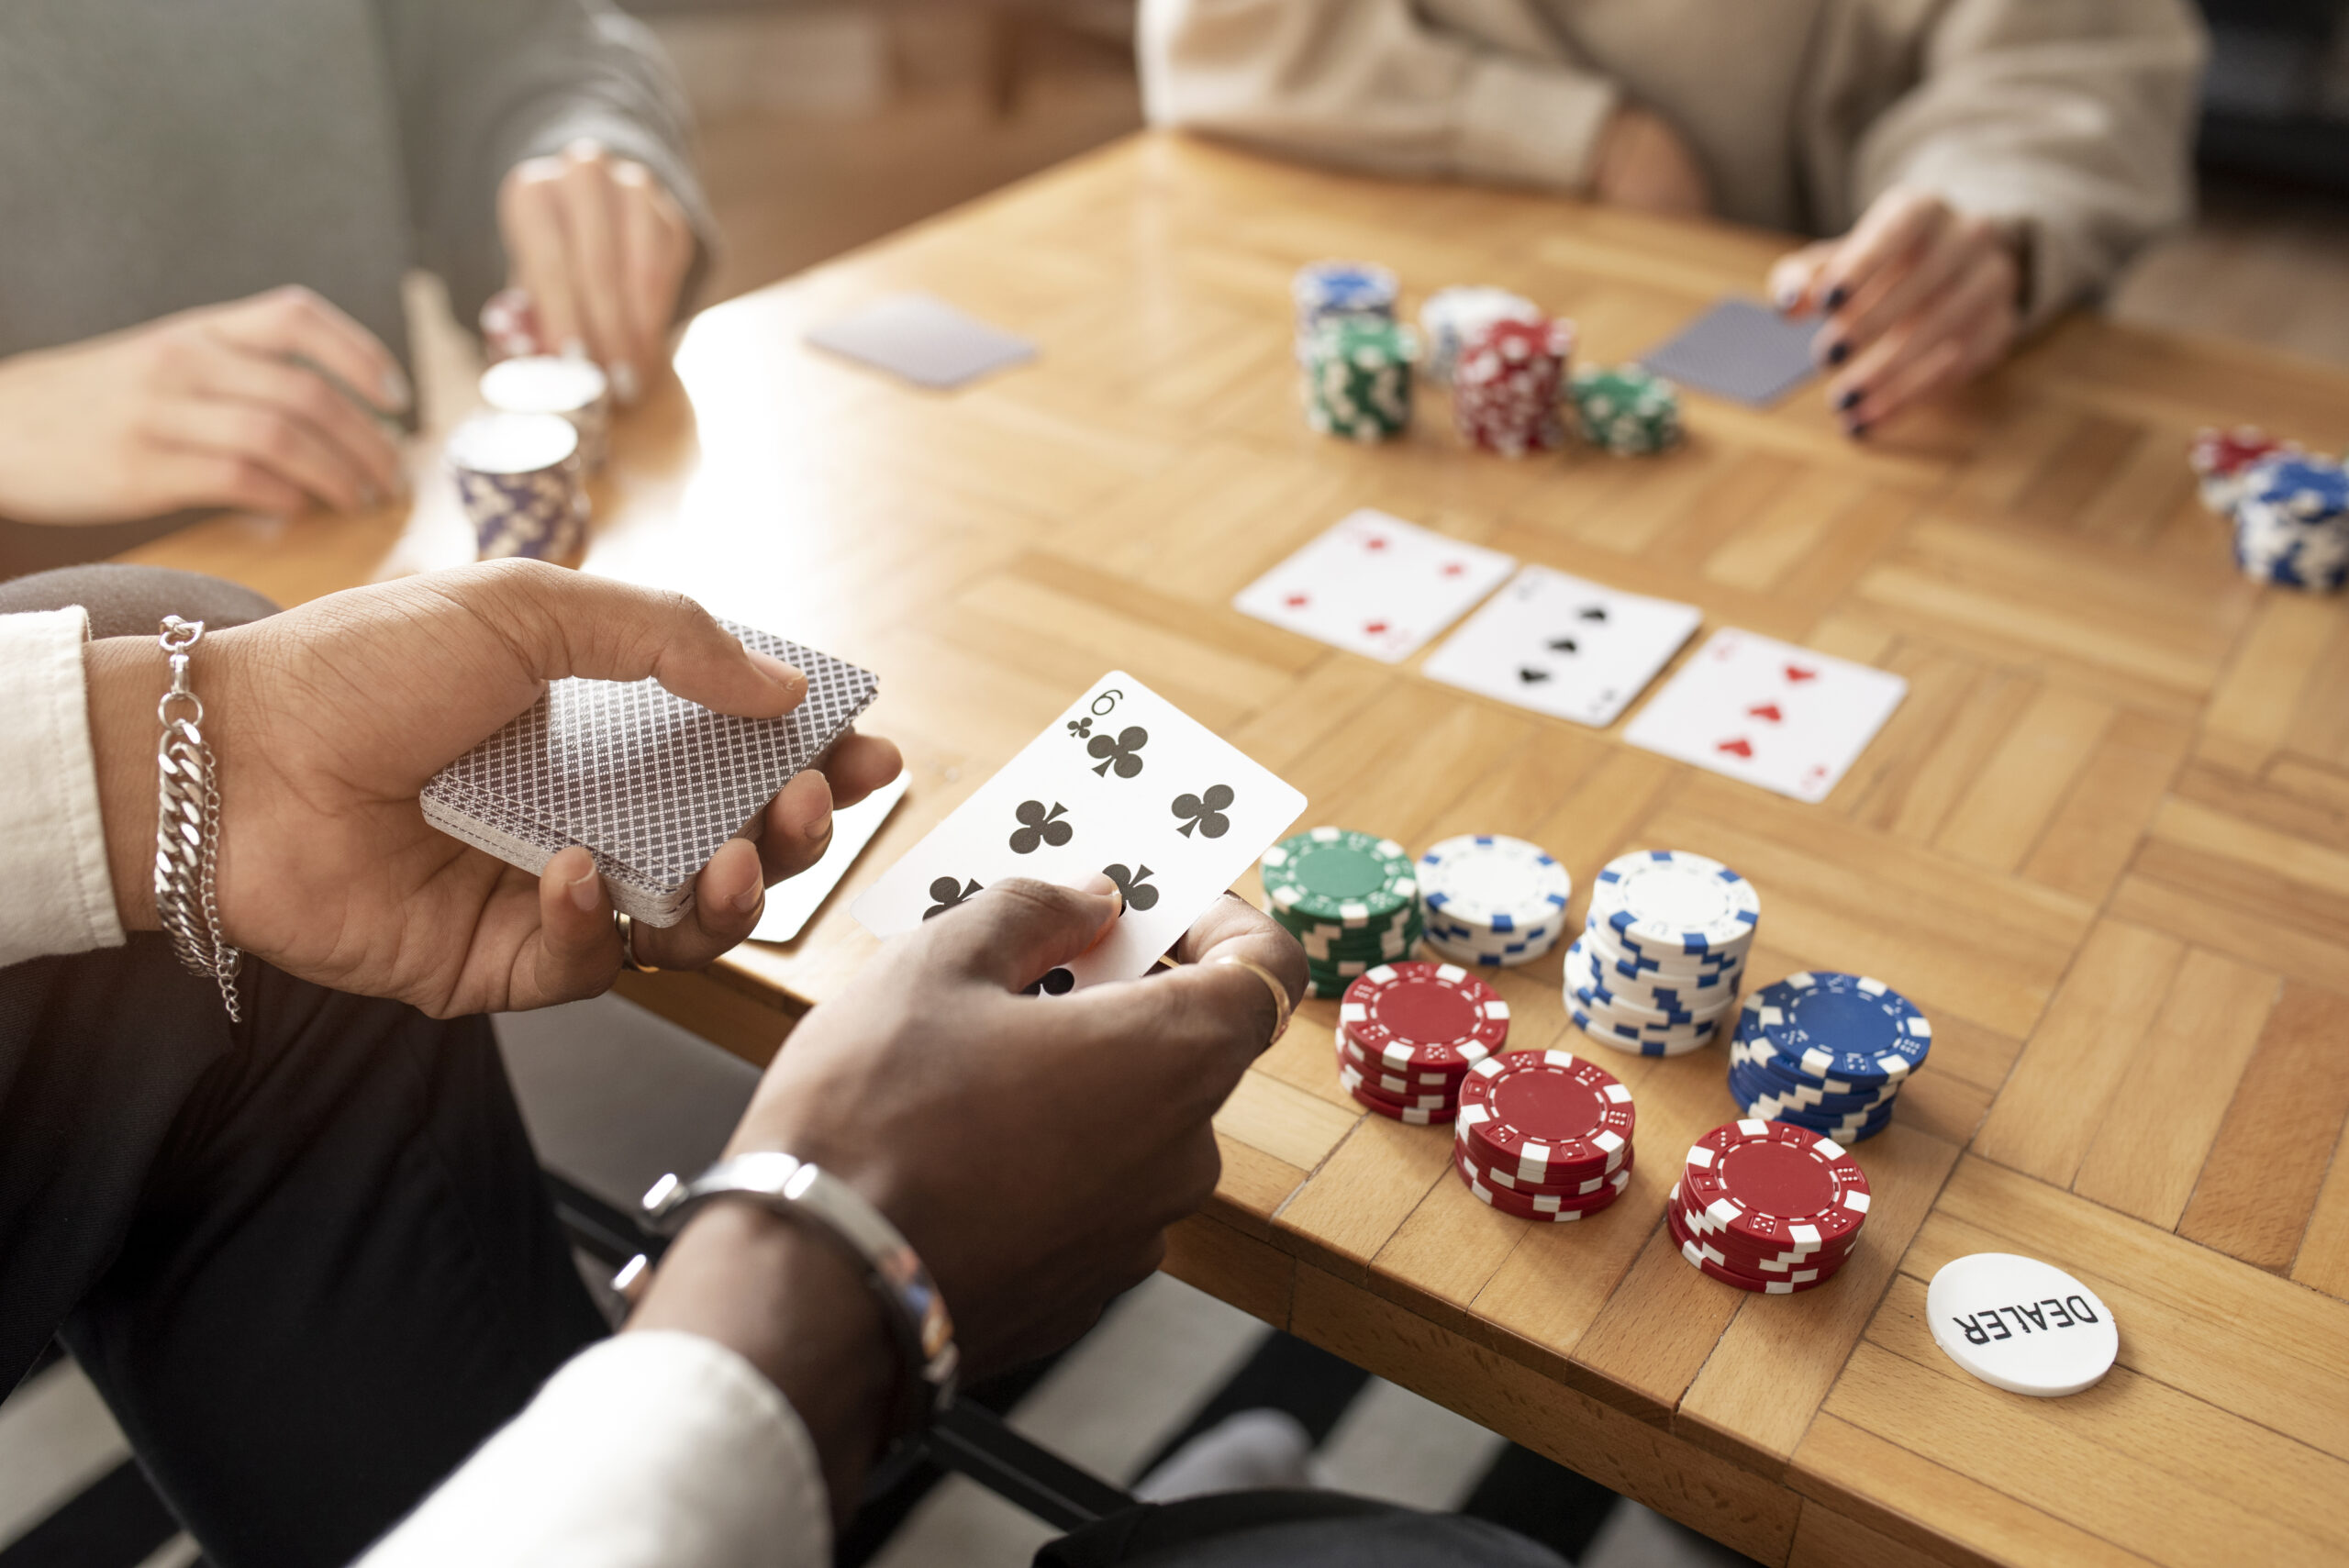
xmin=1927 ymin=1252 xmax=2118 ymax=1397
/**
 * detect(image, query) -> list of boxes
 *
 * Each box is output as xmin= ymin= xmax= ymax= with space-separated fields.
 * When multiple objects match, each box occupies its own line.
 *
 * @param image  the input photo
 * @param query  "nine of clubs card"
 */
xmin=852 ymin=673 xmax=1307 ymax=992
xmin=1622 ymin=628 xmax=1906 ymax=803
xmin=1232 ymin=508 xmax=1516 ymax=663
xmin=1421 ymin=566 xmax=1701 ymax=727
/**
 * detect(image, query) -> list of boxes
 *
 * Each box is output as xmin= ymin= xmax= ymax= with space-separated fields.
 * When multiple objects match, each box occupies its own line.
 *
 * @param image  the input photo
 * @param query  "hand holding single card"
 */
xmin=853 ymin=673 xmax=1308 ymax=991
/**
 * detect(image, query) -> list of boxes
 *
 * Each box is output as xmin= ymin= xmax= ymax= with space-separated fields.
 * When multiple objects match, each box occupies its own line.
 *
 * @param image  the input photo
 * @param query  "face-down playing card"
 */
xmin=1637 ymin=297 xmax=1820 ymax=408
xmin=1420 ymin=565 xmax=1702 ymax=728
xmin=420 ymin=621 xmax=879 ymax=926
xmin=852 ymin=672 xmax=1308 ymax=993
xmin=1232 ymin=508 xmax=1517 ymax=663
xmin=805 ymin=293 xmax=1037 ymax=390
xmin=1621 ymin=627 xmax=1906 ymax=803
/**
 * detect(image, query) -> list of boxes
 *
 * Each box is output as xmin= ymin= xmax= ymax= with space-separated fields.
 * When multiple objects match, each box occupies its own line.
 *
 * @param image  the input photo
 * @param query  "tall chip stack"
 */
xmin=1569 ymin=364 xmax=1681 ymax=456
xmin=1727 ymin=973 xmax=1931 ymax=1144
xmin=1331 ymin=960 xmax=1508 ymax=1124
xmin=1669 ymin=1120 xmax=1872 ymax=1294
xmin=1416 ymin=834 xmax=1571 ymax=968
xmin=1419 ymin=286 xmax=1541 ymax=386
xmin=2231 ymin=454 xmax=2349 ymax=592
xmin=1302 ymin=316 xmax=1416 ymax=443
xmin=1453 ymin=1050 xmax=1637 ymax=1222
xmin=1453 ymin=317 xmax=1575 ymax=457
xmin=1260 ymin=828 xmax=1423 ymax=998
xmin=1565 ymin=850 xmax=1758 ymax=1055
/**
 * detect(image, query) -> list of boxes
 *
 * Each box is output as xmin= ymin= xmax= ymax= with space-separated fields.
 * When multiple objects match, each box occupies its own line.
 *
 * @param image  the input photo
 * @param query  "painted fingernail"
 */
xmin=568 ymin=866 xmax=602 ymax=913
xmin=1848 ymin=420 xmax=1871 ymax=440
xmin=380 ymin=366 xmax=414 ymax=411
xmin=1825 ymin=339 xmax=1849 ymax=367
xmin=1773 ymin=283 xmax=1800 ymax=313
xmin=748 ymin=651 xmax=805 ymax=695
xmin=1823 ymin=284 xmax=1850 ymax=311
xmin=1835 ymin=387 xmax=1863 ymax=412
xmin=611 ymin=361 xmax=640 ymax=405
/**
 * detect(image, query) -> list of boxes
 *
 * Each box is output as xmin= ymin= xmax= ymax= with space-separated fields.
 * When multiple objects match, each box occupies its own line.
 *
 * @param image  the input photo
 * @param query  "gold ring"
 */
xmin=616 ymin=911 xmax=662 ymax=973
xmin=1213 ymin=955 xmax=1291 ymax=1050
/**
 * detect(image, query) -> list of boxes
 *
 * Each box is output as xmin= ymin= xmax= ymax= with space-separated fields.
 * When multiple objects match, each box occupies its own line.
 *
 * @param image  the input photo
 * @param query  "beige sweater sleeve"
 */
xmin=1139 ymin=0 xmax=1621 ymax=193
xmin=1852 ymin=0 xmax=2207 ymax=327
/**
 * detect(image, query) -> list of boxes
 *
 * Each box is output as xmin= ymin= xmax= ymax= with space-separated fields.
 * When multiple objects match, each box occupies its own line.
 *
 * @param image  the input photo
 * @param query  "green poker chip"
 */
xmin=1302 ymin=318 xmax=1416 ymax=443
xmin=1569 ymin=364 xmax=1681 ymax=457
xmin=1262 ymin=828 xmax=1418 ymax=926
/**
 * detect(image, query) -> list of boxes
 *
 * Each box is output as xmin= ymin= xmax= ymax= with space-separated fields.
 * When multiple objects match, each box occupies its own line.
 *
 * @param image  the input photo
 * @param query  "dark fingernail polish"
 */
xmin=1825 ymin=339 xmax=1849 ymax=367
xmin=1835 ymin=387 xmax=1862 ymax=412
xmin=1848 ymin=420 xmax=1870 ymax=440
xmin=1823 ymin=284 xmax=1849 ymax=311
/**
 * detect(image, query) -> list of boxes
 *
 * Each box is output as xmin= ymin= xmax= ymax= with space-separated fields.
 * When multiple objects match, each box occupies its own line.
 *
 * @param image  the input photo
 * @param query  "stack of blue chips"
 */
xmin=1726 ymin=972 xmax=1931 ymax=1143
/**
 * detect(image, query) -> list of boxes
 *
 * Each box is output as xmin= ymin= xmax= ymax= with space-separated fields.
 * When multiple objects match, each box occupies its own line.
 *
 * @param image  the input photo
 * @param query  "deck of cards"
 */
xmin=853 ymin=673 xmax=1307 ymax=993
xmin=420 ymin=622 xmax=878 ymax=925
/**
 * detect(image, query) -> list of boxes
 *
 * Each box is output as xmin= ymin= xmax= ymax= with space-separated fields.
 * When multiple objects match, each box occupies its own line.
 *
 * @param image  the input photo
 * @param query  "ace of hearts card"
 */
xmin=1621 ymin=628 xmax=1905 ymax=803
xmin=852 ymin=673 xmax=1307 ymax=991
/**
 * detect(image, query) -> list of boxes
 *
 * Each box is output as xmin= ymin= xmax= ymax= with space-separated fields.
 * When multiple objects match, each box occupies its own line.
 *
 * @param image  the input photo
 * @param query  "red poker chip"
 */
xmin=1459 ymin=1139 xmax=1633 ymax=1198
xmin=1336 ymin=1030 xmax=1469 ymax=1088
xmin=1347 ymin=1077 xmax=1457 ymax=1125
xmin=1340 ymin=962 xmax=1509 ymax=1072
xmin=1670 ymin=1182 xmax=1857 ymax=1273
xmin=1679 ymin=1120 xmax=1871 ymax=1252
xmin=1454 ymin=1050 xmax=1635 ymax=1184
xmin=1338 ymin=1063 xmax=1453 ymax=1112
xmin=1454 ymin=1150 xmax=1628 ymax=1221
xmin=1665 ymin=1201 xmax=1842 ymax=1293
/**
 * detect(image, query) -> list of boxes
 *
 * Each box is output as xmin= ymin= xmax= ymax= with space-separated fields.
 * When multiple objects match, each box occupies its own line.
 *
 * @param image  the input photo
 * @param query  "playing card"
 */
xmin=1637 ymin=297 xmax=1819 ymax=407
xmin=851 ymin=672 xmax=1307 ymax=992
xmin=805 ymin=293 xmax=1036 ymax=389
xmin=421 ymin=623 xmax=878 ymax=926
xmin=1421 ymin=565 xmax=1701 ymax=727
xmin=1232 ymin=508 xmax=1516 ymax=663
xmin=1622 ymin=628 xmax=1905 ymax=803
xmin=751 ymin=771 xmax=910 ymax=944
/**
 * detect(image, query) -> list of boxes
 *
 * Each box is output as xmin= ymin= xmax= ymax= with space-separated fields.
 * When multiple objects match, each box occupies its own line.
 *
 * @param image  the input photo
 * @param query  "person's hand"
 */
xmin=497 ymin=139 xmax=695 ymax=405
xmin=1590 ymin=104 xmax=1710 ymax=217
xmin=1768 ymin=187 xmax=2024 ymax=437
xmin=0 ymin=287 xmax=408 ymax=527
xmin=83 ymin=560 xmax=902 ymax=1017
xmin=629 ymin=882 xmax=1306 ymax=1514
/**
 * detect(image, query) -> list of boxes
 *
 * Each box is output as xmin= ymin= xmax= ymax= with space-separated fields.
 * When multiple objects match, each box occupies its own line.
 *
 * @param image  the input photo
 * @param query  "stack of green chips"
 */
xmin=1259 ymin=827 xmax=1424 ymax=998
xmin=1569 ymin=364 xmax=1682 ymax=456
xmin=1302 ymin=317 xmax=1417 ymax=443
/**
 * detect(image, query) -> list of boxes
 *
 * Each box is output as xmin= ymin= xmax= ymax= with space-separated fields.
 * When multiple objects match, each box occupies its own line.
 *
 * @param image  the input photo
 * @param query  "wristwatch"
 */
xmin=641 ymin=1151 xmax=959 ymax=1444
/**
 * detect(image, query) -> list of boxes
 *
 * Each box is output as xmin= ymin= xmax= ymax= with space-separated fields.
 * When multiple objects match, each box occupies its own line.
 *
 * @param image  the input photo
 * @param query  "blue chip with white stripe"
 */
xmin=1740 ymin=972 xmax=1930 ymax=1085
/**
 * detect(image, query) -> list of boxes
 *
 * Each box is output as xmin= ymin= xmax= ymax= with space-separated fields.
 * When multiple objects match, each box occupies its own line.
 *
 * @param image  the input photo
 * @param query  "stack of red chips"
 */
xmin=1333 ymin=961 xmax=1510 ymax=1125
xmin=1452 ymin=316 xmax=1576 ymax=458
xmin=1453 ymin=1050 xmax=1638 ymax=1221
xmin=1667 ymin=1119 xmax=1872 ymax=1294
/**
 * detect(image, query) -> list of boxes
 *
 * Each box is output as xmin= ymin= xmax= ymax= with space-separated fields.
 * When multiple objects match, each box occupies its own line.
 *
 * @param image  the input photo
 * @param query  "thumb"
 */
xmin=453 ymin=559 xmax=807 ymax=718
xmin=914 ymin=875 xmax=1122 ymax=993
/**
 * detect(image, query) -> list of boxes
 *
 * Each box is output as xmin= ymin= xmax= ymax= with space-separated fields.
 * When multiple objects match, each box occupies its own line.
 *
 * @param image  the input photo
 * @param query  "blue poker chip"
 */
xmin=1728 ymin=1060 xmax=1889 ymax=1116
xmin=1727 ymin=1029 xmax=1884 ymax=1096
xmin=1739 ymin=973 xmax=1931 ymax=1085
xmin=1731 ymin=1089 xmax=1894 ymax=1139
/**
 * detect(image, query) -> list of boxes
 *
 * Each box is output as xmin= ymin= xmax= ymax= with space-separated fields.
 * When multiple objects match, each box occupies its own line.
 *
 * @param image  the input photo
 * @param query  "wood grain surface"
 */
xmin=122 ymin=134 xmax=2349 ymax=1567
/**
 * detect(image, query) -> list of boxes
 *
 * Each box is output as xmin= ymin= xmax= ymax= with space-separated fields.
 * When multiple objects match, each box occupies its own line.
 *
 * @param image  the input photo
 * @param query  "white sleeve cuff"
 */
xmin=1453 ymin=53 xmax=1620 ymax=194
xmin=0 ymin=607 xmax=124 ymax=968
xmin=356 ymin=1331 xmax=831 ymax=1568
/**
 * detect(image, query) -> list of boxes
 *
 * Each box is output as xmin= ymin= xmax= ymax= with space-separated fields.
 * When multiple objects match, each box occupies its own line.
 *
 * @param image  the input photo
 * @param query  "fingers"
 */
xmin=502 ymin=154 xmax=582 ymax=363
xmin=446 ymin=562 xmax=807 ymax=717
xmin=1827 ymin=252 xmax=2014 ymax=432
xmin=526 ymin=844 xmax=622 ymax=1003
xmin=615 ymin=159 xmax=692 ymax=395
xmin=1768 ymin=239 xmax=1838 ymax=317
xmin=635 ymin=838 xmax=767 ymax=969
xmin=751 ymin=769 xmax=838 ymax=886
xmin=1809 ymin=209 xmax=1967 ymax=372
xmin=914 ymin=876 xmax=1121 ymax=992
xmin=815 ymin=731 xmax=903 ymax=813
xmin=193 ymin=341 xmax=403 ymax=501
xmin=498 ymin=143 xmax=689 ymax=404
xmin=1811 ymin=188 xmax=1940 ymax=314
xmin=214 ymin=285 xmax=410 ymax=416
xmin=552 ymin=142 xmax=638 ymax=396
xmin=146 ymin=394 xmax=380 ymax=514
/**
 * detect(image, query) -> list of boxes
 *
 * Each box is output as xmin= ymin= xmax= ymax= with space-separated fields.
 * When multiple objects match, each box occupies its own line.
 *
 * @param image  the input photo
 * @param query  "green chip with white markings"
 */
xmin=1261 ymin=827 xmax=1418 ymax=926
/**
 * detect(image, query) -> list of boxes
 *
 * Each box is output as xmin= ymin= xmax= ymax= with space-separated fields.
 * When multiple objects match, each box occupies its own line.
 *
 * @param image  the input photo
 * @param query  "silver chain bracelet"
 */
xmin=153 ymin=617 xmax=243 ymax=1021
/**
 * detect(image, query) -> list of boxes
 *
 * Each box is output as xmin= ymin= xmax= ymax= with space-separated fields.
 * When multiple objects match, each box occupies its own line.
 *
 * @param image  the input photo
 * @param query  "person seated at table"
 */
xmin=0 ymin=559 xmax=1566 ymax=1567
xmin=0 ymin=0 xmax=708 ymax=539
xmin=1137 ymin=0 xmax=2206 ymax=435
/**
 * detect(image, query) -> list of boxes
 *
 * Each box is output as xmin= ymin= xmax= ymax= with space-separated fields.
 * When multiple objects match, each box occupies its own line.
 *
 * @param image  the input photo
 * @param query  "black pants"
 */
xmin=0 ymin=566 xmax=607 ymax=1568
xmin=1041 ymin=1492 xmax=1568 ymax=1567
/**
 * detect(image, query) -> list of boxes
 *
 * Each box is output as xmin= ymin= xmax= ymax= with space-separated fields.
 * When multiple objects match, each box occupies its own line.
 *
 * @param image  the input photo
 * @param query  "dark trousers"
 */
xmin=0 ymin=566 xmax=607 ymax=1568
xmin=1042 ymin=1493 xmax=1569 ymax=1567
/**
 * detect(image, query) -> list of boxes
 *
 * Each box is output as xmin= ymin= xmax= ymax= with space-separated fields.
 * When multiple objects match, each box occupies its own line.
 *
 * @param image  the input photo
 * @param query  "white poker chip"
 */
xmin=1926 ymin=1253 xmax=2118 ymax=1397
xmin=1418 ymin=834 xmax=1571 ymax=936
xmin=1587 ymin=850 xmax=1759 ymax=957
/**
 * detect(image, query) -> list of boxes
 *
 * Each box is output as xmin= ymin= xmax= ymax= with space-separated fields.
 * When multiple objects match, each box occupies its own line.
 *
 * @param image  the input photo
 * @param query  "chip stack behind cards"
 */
xmin=422 ymin=622 xmax=877 ymax=925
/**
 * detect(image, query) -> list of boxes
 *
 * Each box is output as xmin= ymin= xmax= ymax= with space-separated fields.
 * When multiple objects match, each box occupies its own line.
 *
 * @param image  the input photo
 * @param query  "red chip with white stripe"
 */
xmin=1453 ymin=1049 xmax=1635 ymax=1184
xmin=1340 ymin=962 xmax=1509 ymax=1073
xmin=1680 ymin=1119 xmax=1870 ymax=1251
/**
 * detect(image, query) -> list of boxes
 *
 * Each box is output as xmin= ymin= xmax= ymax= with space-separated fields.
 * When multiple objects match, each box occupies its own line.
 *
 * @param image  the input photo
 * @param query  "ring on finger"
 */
xmin=1214 ymin=955 xmax=1292 ymax=1051
xmin=616 ymin=911 xmax=662 ymax=973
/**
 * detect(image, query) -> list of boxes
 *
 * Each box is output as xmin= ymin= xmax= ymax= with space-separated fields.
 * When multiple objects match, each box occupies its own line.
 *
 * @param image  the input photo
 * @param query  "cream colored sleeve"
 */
xmin=1853 ymin=0 xmax=2208 ymax=327
xmin=1139 ymin=0 xmax=1621 ymax=193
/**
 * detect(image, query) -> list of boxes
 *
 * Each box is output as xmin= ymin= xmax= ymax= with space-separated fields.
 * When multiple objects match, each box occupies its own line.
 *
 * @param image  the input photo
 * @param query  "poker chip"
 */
xmin=1461 ymin=1139 xmax=1632 ymax=1196
xmin=481 ymin=354 xmax=611 ymax=473
xmin=1453 ymin=1049 xmax=1636 ymax=1185
xmin=445 ymin=412 xmax=589 ymax=563
xmin=1665 ymin=1199 xmax=1835 ymax=1293
xmin=2231 ymin=453 xmax=2349 ymax=594
xmin=1587 ymin=851 xmax=1760 ymax=958
xmin=1292 ymin=259 xmax=1399 ymax=339
xmin=1302 ymin=316 xmax=1417 ymax=443
xmin=1569 ymin=364 xmax=1681 ymax=457
xmin=1456 ymin=1149 xmax=1631 ymax=1221
xmin=2189 ymin=425 xmax=2294 ymax=514
xmin=1341 ymin=962 xmax=1509 ymax=1072
xmin=1680 ymin=1120 xmax=1871 ymax=1254
xmin=1414 ymin=834 xmax=1571 ymax=967
xmin=1453 ymin=317 xmax=1575 ymax=458
xmin=1262 ymin=828 xmax=1426 ymax=997
xmin=1338 ymin=1029 xmax=1466 ymax=1089
xmin=1567 ymin=848 xmax=1758 ymax=1058
xmin=1725 ymin=972 xmax=1930 ymax=1142
xmin=1419 ymin=286 xmax=1542 ymax=385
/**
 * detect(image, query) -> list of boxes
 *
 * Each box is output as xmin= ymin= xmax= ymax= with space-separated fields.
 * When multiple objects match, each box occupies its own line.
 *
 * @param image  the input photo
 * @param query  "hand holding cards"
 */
xmin=853 ymin=673 xmax=1307 ymax=992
